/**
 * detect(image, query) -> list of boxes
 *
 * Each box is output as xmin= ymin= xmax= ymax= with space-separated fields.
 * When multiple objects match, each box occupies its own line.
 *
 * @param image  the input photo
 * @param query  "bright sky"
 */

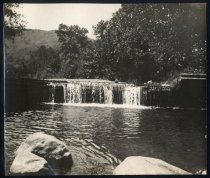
xmin=17 ymin=3 xmax=121 ymax=39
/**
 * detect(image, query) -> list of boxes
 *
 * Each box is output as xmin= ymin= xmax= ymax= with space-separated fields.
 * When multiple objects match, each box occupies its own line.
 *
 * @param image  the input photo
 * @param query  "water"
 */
xmin=5 ymin=104 xmax=206 ymax=175
xmin=47 ymin=80 xmax=143 ymax=105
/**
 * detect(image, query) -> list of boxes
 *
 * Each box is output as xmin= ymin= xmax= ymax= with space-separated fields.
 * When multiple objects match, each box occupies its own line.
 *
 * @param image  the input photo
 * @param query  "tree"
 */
xmin=93 ymin=20 xmax=117 ymax=80
xmin=27 ymin=45 xmax=60 ymax=79
xmin=93 ymin=3 xmax=206 ymax=83
xmin=56 ymin=24 xmax=89 ymax=78
xmin=4 ymin=3 xmax=26 ymax=39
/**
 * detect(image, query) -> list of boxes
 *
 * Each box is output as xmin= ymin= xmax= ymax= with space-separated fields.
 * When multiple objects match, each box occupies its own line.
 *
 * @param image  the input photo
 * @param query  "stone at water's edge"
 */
xmin=113 ymin=156 xmax=191 ymax=175
xmin=15 ymin=132 xmax=73 ymax=170
xmin=10 ymin=151 xmax=53 ymax=175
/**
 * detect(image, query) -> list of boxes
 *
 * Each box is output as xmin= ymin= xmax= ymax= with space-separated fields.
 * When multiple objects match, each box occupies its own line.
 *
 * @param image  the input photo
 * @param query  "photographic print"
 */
xmin=4 ymin=3 xmax=207 ymax=175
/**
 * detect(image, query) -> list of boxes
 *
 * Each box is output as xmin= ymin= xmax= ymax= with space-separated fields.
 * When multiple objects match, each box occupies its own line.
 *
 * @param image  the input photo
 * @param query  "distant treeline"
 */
xmin=5 ymin=4 xmax=206 ymax=84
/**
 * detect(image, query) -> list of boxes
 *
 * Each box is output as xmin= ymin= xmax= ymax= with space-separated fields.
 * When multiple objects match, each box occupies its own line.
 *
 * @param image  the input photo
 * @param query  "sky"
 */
xmin=17 ymin=3 xmax=121 ymax=39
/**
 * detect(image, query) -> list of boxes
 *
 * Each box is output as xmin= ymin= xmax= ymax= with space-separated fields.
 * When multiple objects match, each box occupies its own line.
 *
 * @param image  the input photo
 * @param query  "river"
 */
xmin=5 ymin=103 xmax=206 ymax=175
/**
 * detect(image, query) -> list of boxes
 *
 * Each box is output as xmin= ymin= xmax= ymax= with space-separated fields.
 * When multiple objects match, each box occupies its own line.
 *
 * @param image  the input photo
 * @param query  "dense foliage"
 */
xmin=91 ymin=3 xmax=206 ymax=83
xmin=4 ymin=3 xmax=25 ymax=39
xmin=5 ymin=3 xmax=206 ymax=84
xmin=55 ymin=24 xmax=89 ymax=78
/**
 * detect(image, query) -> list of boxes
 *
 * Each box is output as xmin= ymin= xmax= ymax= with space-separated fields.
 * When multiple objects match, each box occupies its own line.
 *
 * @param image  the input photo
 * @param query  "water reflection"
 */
xmin=5 ymin=104 xmax=206 ymax=174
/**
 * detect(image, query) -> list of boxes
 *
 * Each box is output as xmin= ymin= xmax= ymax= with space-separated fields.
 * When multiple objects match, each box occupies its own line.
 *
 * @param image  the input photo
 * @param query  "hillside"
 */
xmin=4 ymin=28 xmax=99 ymax=79
xmin=5 ymin=29 xmax=60 ymax=65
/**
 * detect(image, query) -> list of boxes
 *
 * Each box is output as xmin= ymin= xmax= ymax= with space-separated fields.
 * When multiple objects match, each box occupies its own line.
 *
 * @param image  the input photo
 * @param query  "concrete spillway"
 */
xmin=46 ymin=79 xmax=144 ymax=106
xmin=6 ymin=74 xmax=206 ymax=111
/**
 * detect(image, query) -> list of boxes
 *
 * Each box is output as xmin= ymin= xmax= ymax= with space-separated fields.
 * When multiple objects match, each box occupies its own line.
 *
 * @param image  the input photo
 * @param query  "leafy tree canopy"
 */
xmin=4 ymin=3 xmax=26 ymax=39
xmin=93 ymin=3 xmax=206 ymax=83
xmin=5 ymin=4 xmax=206 ymax=83
xmin=56 ymin=24 xmax=89 ymax=78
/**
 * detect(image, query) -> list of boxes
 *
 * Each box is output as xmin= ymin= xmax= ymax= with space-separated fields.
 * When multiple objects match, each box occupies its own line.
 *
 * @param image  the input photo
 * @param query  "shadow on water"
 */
xmin=5 ymin=79 xmax=49 ymax=113
xmin=136 ymin=109 xmax=206 ymax=172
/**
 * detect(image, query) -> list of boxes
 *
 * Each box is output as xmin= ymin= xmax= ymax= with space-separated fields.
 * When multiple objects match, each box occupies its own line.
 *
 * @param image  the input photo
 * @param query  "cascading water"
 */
xmin=46 ymin=80 xmax=143 ymax=106
xmin=66 ymin=83 xmax=81 ymax=104
xmin=123 ymin=86 xmax=142 ymax=105
xmin=48 ymin=82 xmax=66 ymax=103
xmin=103 ymin=85 xmax=113 ymax=104
xmin=49 ymin=83 xmax=55 ymax=103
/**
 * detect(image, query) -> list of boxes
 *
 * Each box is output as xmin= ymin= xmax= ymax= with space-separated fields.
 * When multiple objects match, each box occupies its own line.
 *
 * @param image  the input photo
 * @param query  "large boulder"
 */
xmin=113 ymin=156 xmax=191 ymax=175
xmin=9 ymin=132 xmax=121 ymax=175
xmin=10 ymin=151 xmax=53 ymax=175
xmin=15 ymin=132 xmax=73 ymax=170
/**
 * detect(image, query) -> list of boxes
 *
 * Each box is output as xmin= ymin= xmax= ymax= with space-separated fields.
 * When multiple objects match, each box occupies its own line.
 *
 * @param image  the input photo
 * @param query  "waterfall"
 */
xmin=47 ymin=80 xmax=143 ymax=106
xmin=123 ymin=86 xmax=142 ymax=105
xmin=49 ymin=83 xmax=55 ymax=103
xmin=48 ymin=82 xmax=66 ymax=103
xmin=66 ymin=83 xmax=81 ymax=104
xmin=103 ymin=85 xmax=113 ymax=104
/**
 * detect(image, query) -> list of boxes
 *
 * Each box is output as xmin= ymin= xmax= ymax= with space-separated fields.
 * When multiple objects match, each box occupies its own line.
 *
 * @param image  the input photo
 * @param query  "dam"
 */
xmin=5 ymin=74 xmax=206 ymax=112
xmin=46 ymin=79 xmax=143 ymax=105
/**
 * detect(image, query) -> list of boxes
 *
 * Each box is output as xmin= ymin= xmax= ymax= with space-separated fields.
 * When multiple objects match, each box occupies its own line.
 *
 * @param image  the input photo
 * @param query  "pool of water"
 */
xmin=5 ymin=104 xmax=206 ymax=175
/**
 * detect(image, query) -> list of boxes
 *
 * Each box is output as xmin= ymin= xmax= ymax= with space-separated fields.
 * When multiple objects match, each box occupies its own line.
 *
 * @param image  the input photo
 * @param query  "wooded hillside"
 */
xmin=5 ymin=4 xmax=206 ymax=84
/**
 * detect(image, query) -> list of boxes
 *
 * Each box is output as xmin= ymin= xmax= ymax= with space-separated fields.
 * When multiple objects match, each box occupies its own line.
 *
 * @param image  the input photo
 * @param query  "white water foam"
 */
xmin=44 ymin=102 xmax=152 ymax=109
xmin=48 ymin=81 xmax=144 ymax=106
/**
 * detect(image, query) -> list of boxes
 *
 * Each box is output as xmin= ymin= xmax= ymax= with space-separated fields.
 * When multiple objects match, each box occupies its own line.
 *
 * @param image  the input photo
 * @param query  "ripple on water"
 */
xmin=4 ymin=105 xmax=207 ymax=174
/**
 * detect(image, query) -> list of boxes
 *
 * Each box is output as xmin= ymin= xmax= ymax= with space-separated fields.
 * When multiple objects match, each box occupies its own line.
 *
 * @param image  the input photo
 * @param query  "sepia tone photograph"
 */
xmin=4 ymin=3 xmax=207 ymax=175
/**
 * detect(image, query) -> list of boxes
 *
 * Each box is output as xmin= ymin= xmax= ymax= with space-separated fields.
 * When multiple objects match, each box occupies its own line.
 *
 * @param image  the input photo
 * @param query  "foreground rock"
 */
xmin=10 ymin=132 xmax=73 ymax=175
xmin=10 ymin=132 xmax=120 ymax=175
xmin=15 ymin=132 xmax=73 ymax=170
xmin=10 ymin=151 xmax=53 ymax=175
xmin=113 ymin=156 xmax=191 ymax=175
